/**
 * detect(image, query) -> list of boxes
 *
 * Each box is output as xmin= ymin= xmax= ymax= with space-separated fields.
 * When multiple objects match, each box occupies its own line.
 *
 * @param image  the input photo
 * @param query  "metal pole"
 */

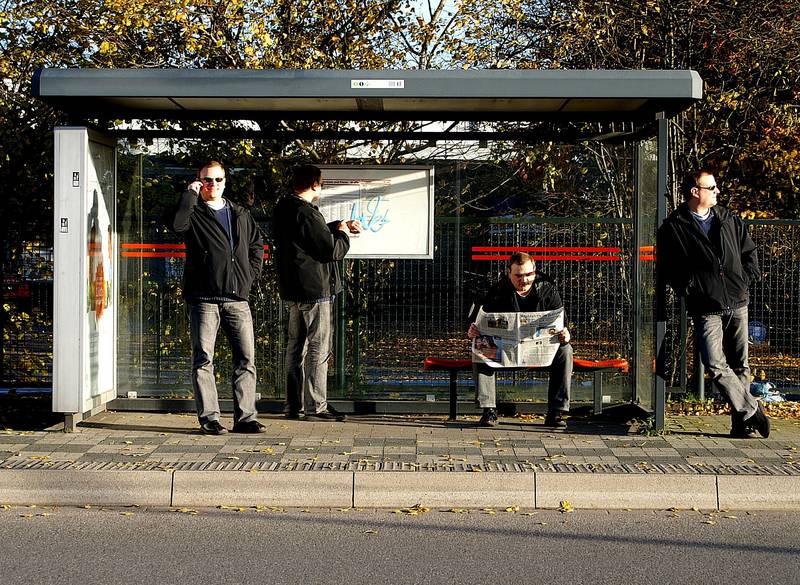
xmin=631 ymin=141 xmax=641 ymax=405
xmin=679 ymin=297 xmax=688 ymax=393
xmin=352 ymin=259 xmax=361 ymax=392
xmin=654 ymin=115 xmax=668 ymax=431
xmin=334 ymin=259 xmax=346 ymax=392
xmin=696 ymin=349 xmax=705 ymax=401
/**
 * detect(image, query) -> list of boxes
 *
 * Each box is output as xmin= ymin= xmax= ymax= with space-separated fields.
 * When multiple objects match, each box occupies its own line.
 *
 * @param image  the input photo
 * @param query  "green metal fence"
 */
xmin=3 ymin=218 xmax=799 ymax=401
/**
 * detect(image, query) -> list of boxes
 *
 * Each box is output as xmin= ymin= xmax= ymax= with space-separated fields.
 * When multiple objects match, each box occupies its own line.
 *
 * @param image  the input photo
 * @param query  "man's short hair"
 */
xmin=291 ymin=164 xmax=322 ymax=194
xmin=507 ymin=251 xmax=535 ymax=269
xmin=681 ymin=168 xmax=715 ymax=201
xmin=198 ymin=160 xmax=225 ymax=177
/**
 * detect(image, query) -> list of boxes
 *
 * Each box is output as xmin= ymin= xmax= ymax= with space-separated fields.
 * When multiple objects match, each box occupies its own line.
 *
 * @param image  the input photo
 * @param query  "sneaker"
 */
xmin=285 ymin=410 xmax=302 ymax=420
xmin=200 ymin=420 xmax=228 ymax=435
xmin=306 ymin=405 xmax=347 ymax=422
xmin=743 ymin=403 xmax=770 ymax=439
xmin=479 ymin=408 xmax=498 ymax=427
xmin=232 ymin=420 xmax=266 ymax=433
xmin=544 ymin=411 xmax=567 ymax=428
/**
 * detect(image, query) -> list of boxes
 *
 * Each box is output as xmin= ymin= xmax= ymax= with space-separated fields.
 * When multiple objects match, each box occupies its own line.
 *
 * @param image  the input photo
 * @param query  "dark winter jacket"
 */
xmin=272 ymin=194 xmax=350 ymax=302
xmin=657 ymin=203 xmax=760 ymax=316
xmin=469 ymin=273 xmax=564 ymax=324
xmin=165 ymin=191 xmax=263 ymax=301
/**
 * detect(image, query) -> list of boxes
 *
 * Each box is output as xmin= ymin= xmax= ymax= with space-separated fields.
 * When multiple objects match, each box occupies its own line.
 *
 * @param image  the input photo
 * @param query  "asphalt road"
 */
xmin=1 ymin=505 xmax=798 ymax=585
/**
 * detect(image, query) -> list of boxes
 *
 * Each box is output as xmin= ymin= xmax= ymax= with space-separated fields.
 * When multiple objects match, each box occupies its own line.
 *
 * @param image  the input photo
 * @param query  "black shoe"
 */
xmin=200 ymin=420 xmax=228 ymax=435
xmin=744 ymin=403 xmax=770 ymax=439
xmin=730 ymin=412 xmax=757 ymax=439
xmin=479 ymin=408 xmax=498 ymax=427
xmin=544 ymin=411 xmax=567 ymax=428
xmin=306 ymin=405 xmax=346 ymax=422
xmin=232 ymin=420 xmax=266 ymax=433
xmin=285 ymin=411 xmax=302 ymax=420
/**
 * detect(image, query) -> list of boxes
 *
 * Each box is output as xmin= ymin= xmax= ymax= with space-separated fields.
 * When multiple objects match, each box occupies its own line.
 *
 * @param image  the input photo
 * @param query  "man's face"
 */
xmin=199 ymin=165 xmax=226 ymax=202
xmin=692 ymin=173 xmax=719 ymax=208
xmin=508 ymin=260 xmax=536 ymax=294
xmin=311 ymin=177 xmax=323 ymax=203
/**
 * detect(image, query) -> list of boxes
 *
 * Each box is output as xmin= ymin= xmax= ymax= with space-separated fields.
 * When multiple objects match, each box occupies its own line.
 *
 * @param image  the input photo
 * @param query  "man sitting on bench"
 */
xmin=467 ymin=252 xmax=573 ymax=428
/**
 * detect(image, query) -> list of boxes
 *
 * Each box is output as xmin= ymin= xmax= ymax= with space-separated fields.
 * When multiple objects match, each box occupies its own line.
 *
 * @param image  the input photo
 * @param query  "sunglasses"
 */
xmin=201 ymin=177 xmax=225 ymax=184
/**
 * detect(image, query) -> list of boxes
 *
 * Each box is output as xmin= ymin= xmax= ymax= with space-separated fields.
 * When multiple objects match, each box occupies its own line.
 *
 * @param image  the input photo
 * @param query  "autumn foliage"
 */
xmin=0 ymin=0 xmax=798 ymax=239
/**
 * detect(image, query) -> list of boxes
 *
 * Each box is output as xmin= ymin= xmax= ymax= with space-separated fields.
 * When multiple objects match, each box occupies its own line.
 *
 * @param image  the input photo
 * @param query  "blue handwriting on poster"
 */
xmin=350 ymin=194 xmax=390 ymax=232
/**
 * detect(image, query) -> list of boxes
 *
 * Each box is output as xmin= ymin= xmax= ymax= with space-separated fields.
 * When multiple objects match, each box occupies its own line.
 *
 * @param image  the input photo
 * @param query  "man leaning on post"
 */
xmin=272 ymin=164 xmax=362 ymax=421
xmin=165 ymin=160 xmax=265 ymax=435
xmin=467 ymin=252 xmax=573 ymax=428
xmin=657 ymin=168 xmax=769 ymax=439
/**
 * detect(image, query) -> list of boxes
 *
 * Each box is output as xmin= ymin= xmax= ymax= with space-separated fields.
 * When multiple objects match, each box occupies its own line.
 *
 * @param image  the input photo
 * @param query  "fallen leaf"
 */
xmin=397 ymin=504 xmax=430 ymax=516
xmin=364 ymin=529 xmax=379 ymax=535
xmin=558 ymin=500 xmax=575 ymax=513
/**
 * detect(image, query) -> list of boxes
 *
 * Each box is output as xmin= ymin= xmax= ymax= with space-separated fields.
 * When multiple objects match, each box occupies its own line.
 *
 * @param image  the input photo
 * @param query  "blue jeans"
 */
xmin=694 ymin=306 xmax=757 ymax=419
xmin=285 ymin=299 xmax=333 ymax=415
xmin=188 ymin=300 xmax=258 ymax=425
xmin=473 ymin=343 xmax=573 ymax=411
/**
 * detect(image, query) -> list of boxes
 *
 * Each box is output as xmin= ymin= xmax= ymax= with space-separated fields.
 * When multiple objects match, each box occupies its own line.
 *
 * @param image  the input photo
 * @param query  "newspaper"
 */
xmin=471 ymin=308 xmax=564 ymax=368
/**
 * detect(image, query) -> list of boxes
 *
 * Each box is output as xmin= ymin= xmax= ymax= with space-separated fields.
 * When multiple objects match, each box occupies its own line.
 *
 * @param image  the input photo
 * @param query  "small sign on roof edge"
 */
xmin=351 ymin=79 xmax=404 ymax=89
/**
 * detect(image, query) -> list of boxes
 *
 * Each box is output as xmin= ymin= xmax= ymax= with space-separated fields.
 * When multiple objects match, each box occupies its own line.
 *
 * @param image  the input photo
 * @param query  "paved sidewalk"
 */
xmin=2 ymin=411 xmax=799 ymax=510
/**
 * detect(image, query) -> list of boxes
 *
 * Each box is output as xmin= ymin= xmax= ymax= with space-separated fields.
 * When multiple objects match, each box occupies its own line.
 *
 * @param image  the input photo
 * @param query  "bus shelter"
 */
xmin=32 ymin=68 xmax=702 ymax=429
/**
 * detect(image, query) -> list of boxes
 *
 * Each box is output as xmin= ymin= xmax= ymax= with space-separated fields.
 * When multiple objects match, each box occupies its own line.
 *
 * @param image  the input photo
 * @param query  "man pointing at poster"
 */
xmin=273 ymin=164 xmax=362 ymax=421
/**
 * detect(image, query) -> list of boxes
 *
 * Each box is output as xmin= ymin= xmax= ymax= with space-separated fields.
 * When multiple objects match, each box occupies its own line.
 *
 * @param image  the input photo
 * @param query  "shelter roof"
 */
xmin=33 ymin=68 xmax=702 ymax=123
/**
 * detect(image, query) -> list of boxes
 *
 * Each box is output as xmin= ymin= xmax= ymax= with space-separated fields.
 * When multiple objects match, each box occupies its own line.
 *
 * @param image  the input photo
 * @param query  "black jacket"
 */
xmin=657 ymin=203 xmax=760 ymax=316
xmin=469 ymin=273 xmax=564 ymax=324
xmin=165 ymin=191 xmax=263 ymax=301
xmin=272 ymin=194 xmax=350 ymax=302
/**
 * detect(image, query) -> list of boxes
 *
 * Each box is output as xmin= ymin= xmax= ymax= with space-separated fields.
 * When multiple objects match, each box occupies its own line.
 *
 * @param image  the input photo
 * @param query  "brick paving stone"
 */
xmin=4 ymin=411 xmax=800 ymax=475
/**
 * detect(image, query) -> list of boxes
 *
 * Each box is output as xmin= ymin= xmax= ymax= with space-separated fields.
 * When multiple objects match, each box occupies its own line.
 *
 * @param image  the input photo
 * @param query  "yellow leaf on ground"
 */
xmin=558 ymin=500 xmax=575 ymax=513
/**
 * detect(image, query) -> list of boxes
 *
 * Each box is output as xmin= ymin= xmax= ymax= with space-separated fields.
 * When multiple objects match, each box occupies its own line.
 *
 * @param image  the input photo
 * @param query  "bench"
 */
xmin=423 ymin=357 xmax=630 ymax=421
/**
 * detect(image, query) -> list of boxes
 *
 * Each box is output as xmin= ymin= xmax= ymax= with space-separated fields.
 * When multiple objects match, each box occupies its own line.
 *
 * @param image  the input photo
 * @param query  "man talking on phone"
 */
xmin=166 ymin=160 xmax=265 ymax=435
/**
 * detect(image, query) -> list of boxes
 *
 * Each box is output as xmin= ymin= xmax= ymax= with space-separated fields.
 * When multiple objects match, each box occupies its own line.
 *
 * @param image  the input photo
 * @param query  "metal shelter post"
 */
xmin=654 ymin=116 xmax=669 ymax=430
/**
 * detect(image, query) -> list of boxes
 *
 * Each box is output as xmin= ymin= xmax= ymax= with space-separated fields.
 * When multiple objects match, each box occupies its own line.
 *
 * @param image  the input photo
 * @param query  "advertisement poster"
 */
xmin=85 ymin=140 xmax=115 ymax=397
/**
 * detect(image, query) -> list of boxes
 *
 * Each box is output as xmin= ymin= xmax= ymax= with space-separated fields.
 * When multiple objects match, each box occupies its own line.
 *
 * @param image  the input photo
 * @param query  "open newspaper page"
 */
xmin=472 ymin=308 xmax=564 ymax=368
